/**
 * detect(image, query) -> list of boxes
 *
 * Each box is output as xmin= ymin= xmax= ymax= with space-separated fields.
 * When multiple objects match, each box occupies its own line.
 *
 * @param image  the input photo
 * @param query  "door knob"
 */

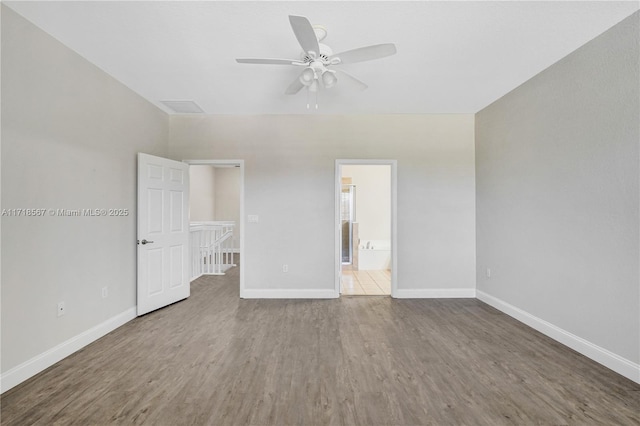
xmin=141 ymin=239 xmax=154 ymax=245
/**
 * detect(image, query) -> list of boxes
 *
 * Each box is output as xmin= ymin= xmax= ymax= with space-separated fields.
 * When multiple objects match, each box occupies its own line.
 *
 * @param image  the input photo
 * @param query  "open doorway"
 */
xmin=185 ymin=160 xmax=245 ymax=297
xmin=335 ymin=160 xmax=397 ymax=297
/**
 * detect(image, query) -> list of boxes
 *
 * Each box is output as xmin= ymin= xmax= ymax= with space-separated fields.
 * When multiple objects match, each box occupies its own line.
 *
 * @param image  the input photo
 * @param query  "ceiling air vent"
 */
xmin=160 ymin=100 xmax=204 ymax=114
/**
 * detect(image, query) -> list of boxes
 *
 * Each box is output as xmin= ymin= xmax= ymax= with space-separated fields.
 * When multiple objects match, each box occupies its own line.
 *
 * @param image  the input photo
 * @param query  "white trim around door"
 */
xmin=183 ymin=159 xmax=246 ymax=298
xmin=335 ymin=159 xmax=398 ymax=298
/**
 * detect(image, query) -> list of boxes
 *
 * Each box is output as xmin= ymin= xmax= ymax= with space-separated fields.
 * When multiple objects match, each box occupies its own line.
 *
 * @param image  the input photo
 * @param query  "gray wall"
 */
xmin=189 ymin=165 xmax=216 ymax=221
xmin=476 ymin=12 xmax=639 ymax=364
xmin=214 ymin=167 xmax=241 ymax=250
xmin=169 ymin=114 xmax=476 ymax=295
xmin=1 ymin=6 xmax=168 ymax=373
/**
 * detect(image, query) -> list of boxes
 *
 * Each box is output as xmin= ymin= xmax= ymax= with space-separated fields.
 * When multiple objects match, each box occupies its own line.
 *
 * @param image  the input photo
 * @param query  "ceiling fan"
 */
xmin=236 ymin=15 xmax=397 ymax=108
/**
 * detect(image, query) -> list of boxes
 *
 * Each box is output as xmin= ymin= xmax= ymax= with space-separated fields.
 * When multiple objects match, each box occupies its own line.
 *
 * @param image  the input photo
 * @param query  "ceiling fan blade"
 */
xmin=334 ymin=69 xmax=368 ymax=91
xmin=289 ymin=15 xmax=320 ymax=56
xmin=236 ymin=58 xmax=303 ymax=65
xmin=285 ymin=74 xmax=305 ymax=95
xmin=331 ymin=43 xmax=397 ymax=64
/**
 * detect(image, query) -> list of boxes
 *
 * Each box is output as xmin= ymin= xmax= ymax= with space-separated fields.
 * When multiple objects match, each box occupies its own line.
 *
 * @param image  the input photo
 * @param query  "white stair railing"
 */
xmin=190 ymin=221 xmax=236 ymax=281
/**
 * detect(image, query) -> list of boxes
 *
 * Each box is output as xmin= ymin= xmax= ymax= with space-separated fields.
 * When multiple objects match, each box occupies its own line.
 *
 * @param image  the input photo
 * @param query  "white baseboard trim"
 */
xmin=241 ymin=289 xmax=339 ymax=299
xmin=0 ymin=307 xmax=137 ymax=393
xmin=394 ymin=288 xmax=476 ymax=299
xmin=476 ymin=290 xmax=640 ymax=384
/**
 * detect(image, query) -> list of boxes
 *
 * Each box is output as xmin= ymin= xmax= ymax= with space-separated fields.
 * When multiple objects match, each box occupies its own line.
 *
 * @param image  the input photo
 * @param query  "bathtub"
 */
xmin=358 ymin=240 xmax=391 ymax=270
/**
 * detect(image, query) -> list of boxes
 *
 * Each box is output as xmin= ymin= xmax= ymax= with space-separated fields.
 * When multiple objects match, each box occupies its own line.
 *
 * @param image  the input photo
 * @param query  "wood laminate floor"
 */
xmin=2 ymin=264 xmax=639 ymax=425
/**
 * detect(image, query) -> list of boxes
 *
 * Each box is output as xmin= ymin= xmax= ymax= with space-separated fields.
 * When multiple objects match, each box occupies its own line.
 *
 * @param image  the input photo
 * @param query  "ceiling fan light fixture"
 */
xmin=321 ymin=70 xmax=337 ymax=88
xmin=299 ymin=67 xmax=316 ymax=85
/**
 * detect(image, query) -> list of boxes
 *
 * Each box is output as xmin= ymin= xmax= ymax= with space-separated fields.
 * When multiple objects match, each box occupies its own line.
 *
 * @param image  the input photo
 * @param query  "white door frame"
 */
xmin=335 ymin=159 xmax=398 ymax=298
xmin=183 ymin=159 xmax=245 ymax=298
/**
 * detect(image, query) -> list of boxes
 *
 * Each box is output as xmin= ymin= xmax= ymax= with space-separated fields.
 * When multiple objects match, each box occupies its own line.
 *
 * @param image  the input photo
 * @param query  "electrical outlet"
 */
xmin=57 ymin=301 xmax=65 ymax=317
xmin=282 ymin=264 xmax=289 ymax=273
xmin=101 ymin=287 xmax=108 ymax=298
xmin=486 ymin=268 xmax=491 ymax=278
xmin=248 ymin=215 xmax=259 ymax=223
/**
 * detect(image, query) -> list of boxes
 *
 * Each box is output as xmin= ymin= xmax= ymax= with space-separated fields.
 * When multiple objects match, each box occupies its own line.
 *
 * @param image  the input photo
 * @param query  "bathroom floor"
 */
xmin=341 ymin=269 xmax=391 ymax=295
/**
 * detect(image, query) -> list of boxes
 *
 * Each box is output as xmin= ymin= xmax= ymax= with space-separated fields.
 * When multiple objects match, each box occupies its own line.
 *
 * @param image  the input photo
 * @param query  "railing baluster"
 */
xmin=189 ymin=221 xmax=235 ymax=279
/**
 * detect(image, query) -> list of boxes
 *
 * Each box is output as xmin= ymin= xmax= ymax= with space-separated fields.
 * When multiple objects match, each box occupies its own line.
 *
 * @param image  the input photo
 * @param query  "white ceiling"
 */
xmin=5 ymin=1 xmax=639 ymax=115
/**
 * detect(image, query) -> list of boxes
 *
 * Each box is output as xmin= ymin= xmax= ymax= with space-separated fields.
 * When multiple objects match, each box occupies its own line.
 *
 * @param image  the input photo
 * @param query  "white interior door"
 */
xmin=137 ymin=153 xmax=190 ymax=316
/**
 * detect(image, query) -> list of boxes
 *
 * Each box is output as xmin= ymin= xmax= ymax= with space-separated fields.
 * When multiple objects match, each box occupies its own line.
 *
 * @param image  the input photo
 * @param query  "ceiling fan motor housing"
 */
xmin=301 ymin=43 xmax=333 ymax=63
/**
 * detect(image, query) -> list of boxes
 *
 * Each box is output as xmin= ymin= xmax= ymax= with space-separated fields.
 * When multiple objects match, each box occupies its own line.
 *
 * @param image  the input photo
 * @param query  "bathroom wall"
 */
xmin=341 ymin=165 xmax=391 ymax=246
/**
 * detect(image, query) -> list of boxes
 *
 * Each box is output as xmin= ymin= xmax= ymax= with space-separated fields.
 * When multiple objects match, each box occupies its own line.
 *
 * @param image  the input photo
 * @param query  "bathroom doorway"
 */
xmin=335 ymin=160 xmax=397 ymax=297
